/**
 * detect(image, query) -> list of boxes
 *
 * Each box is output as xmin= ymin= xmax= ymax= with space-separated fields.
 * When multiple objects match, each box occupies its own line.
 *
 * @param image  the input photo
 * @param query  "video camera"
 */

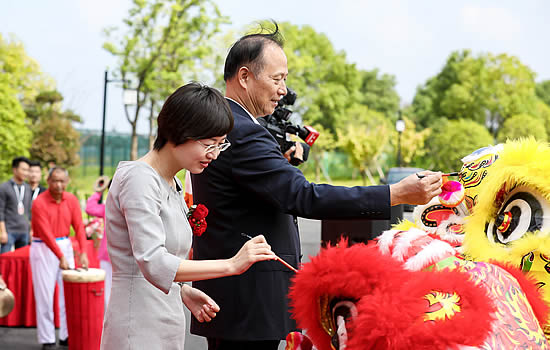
xmin=258 ymin=88 xmax=319 ymax=166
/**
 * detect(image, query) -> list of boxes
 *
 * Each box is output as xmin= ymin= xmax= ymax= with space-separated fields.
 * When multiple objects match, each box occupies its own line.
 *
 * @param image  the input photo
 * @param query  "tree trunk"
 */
xmin=321 ymin=152 xmax=332 ymax=182
xmin=375 ymin=162 xmax=385 ymax=180
xmin=365 ymin=168 xmax=376 ymax=185
xmin=148 ymin=99 xmax=156 ymax=150
xmin=124 ymin=97 xmax=141 ymax=161
xmin=313 ymin=153 xmax=321 ymax=182
xmin=130 ymin=122 xmax=138 ymax=160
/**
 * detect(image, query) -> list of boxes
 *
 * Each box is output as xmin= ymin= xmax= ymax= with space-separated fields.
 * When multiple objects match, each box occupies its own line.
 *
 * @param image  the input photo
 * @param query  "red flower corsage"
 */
xmin=187 ymin=204 xmax=209 ymax=236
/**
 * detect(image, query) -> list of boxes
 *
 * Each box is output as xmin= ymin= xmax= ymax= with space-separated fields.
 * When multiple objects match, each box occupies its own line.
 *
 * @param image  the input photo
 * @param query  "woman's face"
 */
xmin=175 ymin=135 xmax=228 ymax=174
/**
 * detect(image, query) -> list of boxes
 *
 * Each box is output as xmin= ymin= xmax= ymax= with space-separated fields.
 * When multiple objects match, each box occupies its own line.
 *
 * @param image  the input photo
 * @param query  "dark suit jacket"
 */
xmin=190 ymin=100 xmax=391 ymax=341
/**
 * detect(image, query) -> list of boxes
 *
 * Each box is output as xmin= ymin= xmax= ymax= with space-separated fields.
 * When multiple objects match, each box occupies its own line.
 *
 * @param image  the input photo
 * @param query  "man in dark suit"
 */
xmin=191 ymin=24 xmax=442 ymax=350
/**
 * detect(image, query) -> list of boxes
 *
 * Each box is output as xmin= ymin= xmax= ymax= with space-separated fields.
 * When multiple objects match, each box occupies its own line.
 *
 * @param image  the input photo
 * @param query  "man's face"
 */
xmin=29 ymin=166 xmax=42 ymax=185
xmin=47 ymin=170 xmax=68 ymax=197
xmin=12 ymin=162 xmax=29 ymax=182
xmin=247 ymin=44 xmax=288 ymax=117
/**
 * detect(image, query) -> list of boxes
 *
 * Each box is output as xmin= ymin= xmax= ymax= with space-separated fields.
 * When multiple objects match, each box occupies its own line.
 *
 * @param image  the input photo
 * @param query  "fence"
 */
xmin=78 ymin=129 xmax=151 ymax=177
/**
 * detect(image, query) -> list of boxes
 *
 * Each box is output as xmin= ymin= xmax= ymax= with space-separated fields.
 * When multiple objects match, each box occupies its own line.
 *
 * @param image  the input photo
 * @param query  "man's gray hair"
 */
xmin=47 ymin=166 xmax=69 ymax=179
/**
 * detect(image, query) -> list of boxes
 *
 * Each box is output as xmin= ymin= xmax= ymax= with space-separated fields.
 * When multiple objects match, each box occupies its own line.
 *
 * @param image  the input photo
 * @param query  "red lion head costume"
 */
xmin=288 ymin=240 xmax=548 ymax=350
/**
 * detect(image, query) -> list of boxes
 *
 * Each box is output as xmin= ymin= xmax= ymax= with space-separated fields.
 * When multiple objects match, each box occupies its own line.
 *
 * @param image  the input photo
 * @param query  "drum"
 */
xmin=0 ymin=285 xmax=15 ymax=317
xmin=62 ymin=268 xmax=106 ymax=350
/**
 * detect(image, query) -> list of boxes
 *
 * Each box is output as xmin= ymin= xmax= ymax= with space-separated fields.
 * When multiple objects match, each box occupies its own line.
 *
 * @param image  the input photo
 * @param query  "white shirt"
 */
xmin=225 ymin=97 xmax=260 ymax=125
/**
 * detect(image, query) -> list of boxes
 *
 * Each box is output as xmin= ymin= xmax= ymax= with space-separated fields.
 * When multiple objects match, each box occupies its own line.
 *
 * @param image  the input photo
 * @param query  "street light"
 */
xmin=395 ymin=114 xmax=405 ymax=168
xmin=100 ymin=70 xmax=131 ymax=176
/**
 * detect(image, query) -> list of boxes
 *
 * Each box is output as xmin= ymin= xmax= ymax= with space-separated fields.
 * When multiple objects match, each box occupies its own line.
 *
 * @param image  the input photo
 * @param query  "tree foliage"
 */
xmin=337 ymin=106 xmax=391 ymax=185
xmin=536 ymin=80 xmax=550 ymax=108
xmin=357 ymin=68 xmax=400 ymax=118
xmin=412 ymin=50 xmax=538 ymax=137
xmin=103 ymin=0 xmax=227 ymax=159
xmin=273 ymin=22 xmax=362 ymax=134
xmin=391 ymin=115 xmax=431 ymax=167
xmin=26 ymin=91 xmax=82 ymax=167
xmin=425 ymin=119 xmax=494 ymax=172
xmin=0 ymin=76 xmax=31 ymax=180
xmin=306 ymin=124 xmax=337 ymax=182
xmin=535 ymin=101 xmax=550 ymax=141
xmin=0 ymin=33 xmax=54 ymax=106
xmin=497 ymin=113 xmax=547 ymax=143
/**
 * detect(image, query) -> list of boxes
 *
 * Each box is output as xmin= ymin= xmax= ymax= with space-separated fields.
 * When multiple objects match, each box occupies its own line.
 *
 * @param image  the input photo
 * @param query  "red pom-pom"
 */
xmin=188 ymin=204 xmax=209 ymax=236
xmin=192 ymin=204 xmax=209 ymax=219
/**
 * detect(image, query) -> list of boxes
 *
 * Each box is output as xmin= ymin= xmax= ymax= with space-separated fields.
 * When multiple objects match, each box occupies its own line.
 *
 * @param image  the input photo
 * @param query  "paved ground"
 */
xmin=0 ymin=218 xmax=323 ymax=350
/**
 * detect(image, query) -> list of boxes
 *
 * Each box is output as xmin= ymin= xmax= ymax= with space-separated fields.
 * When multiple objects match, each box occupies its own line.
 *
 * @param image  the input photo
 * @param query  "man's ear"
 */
xmin=237 ymin=66 xmax=251 ymax=90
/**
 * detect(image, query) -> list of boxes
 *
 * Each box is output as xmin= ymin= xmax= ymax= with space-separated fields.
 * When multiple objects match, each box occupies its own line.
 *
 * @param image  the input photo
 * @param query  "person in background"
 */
xmin=0 ymin=157 xmax=32 ymax=253
xmin=30 ymin=167 xmax=89 ymax=349
xmin=85 ymin=175 xmax=111 ymax=309
xmin=28 ymin=160 xmax=47 ymax=202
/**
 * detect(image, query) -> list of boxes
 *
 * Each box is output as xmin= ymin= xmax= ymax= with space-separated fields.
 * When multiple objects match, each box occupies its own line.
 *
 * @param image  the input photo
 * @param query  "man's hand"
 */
xmin=59 ymin=256 xmax=70 ymax=270
xmin=79 ymin=252 xmax=89 ymax=269
xmin=180 ymin=284 xmax=220 ymax=323
xmin=0 ymin=231 xmax=7 ymax=244
xmin=389 ymin=171 xmax=443 ymax=206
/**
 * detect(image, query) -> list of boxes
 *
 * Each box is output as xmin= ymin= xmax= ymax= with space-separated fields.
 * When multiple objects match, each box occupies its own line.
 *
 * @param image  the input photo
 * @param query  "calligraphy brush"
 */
xmin=416 ymin=172 xmax=459 ymax=179
xmin=240 ymin=233 xmax=298 ymax=273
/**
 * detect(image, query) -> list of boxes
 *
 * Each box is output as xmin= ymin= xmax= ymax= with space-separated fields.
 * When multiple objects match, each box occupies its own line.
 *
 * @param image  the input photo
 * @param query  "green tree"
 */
xmin=337 ymin=106 xmax=391 ymax=185
xmin=273 ymin=22 xmax=361 ymax=134
xmin=26 ymin=91 xmax=82 ymax=167
xmin=536 ymin=80 xmax=550 ymax=107
xmin=391 ymin=116 xmax=431 ymax=167
xmin=412 ymin=50 xmax=538 ymax=137
xmin=357 ymin=68 xmax=400 ymax=118
xmin=496 ymin=113 xmax=547 ymax=143
xmin=306 ymin=124 xmax=336 ymax=182
xmin=103 ymin=0 xmax=227 ymax=159
xmin=424 ymin=119 xmax=494 ymax=172
xmin=0 ymin=76 xmax=31 ymax=179
xmin=0 ymin=33 xmax=54 ymax=106
xmin=535 ymin=100 xmax=550 ymax=141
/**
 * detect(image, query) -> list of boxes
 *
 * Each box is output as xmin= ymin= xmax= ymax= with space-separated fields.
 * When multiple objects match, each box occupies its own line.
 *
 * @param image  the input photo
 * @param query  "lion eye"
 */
xmin=486 ymin=187 xmax=550 ymax=245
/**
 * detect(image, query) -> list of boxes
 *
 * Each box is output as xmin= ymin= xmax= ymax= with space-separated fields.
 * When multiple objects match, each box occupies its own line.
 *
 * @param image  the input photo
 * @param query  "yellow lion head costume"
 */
xmin=464 ymin=139 xmax=550 ymax=335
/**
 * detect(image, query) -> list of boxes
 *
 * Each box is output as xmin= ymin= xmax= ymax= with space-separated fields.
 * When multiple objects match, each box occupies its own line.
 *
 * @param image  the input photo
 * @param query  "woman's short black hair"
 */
xmin=223 ymin=21 xmax=284 ymax=82
xmin=153 ymin=82 xmax=234 ymax=150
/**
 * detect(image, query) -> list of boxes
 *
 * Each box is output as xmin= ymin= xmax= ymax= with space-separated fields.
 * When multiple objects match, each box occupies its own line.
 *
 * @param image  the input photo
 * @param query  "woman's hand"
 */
xmin=180 ymin=284 xmax=220 ymax=323
xmin=229 ymin=234 xmax=276 ymax=275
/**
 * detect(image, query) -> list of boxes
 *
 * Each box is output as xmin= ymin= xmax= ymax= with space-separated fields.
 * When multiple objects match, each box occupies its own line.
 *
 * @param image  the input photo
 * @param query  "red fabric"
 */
xmin=31 ymin=190 xmax=87 ymax=259
xmin=289 ymin=241 xmax=495 ymax=350
xmin=63 ymin=279 xmax=104 ymax=350
xmin=0 ymin=246 xmax=60 ymax=327
xmin=0 ymin=240 xmax=98 ymax=327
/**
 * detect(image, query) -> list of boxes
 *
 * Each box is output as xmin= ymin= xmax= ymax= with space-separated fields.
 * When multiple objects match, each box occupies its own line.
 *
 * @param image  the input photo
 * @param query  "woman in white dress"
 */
xmin=100 ymin=83 xmax=276 ymax=349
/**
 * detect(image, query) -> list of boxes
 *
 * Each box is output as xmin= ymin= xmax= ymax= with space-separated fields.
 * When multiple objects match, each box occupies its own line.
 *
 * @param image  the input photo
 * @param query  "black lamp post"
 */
xmin=100 ymin=70 xmax=130 ymax=176
xmin=395 ymin=113 xmax=405 ymax=168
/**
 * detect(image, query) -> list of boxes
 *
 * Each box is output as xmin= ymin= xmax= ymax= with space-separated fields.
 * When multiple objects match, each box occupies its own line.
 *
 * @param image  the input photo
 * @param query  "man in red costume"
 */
xmin=30 ymin=167 xmax=88 ymax=349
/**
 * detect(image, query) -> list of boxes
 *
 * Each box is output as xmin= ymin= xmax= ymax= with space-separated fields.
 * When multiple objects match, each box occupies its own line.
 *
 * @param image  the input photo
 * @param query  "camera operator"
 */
xmin=283 ymin=141 xmax=303 ymax=163
xmin=259 ymin=88 xmax=311 ymax=165
xmin=258 ymin=87 xmax=317 ymax=166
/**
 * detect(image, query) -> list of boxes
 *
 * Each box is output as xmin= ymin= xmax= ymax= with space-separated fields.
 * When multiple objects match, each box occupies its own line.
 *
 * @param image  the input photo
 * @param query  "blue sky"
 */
xmin=2 ymin=0 xmax=549 ymax=134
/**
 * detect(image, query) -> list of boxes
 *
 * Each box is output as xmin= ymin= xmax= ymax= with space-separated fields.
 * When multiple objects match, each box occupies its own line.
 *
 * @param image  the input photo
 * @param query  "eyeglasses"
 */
xmin=196 ymin=140 xmax=231 ymax=154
